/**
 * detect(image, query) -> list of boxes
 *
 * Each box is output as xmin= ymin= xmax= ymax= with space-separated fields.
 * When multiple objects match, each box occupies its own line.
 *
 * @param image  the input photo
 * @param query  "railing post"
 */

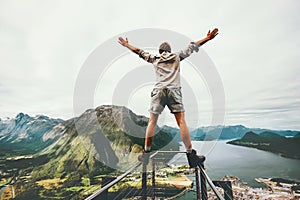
xmin=195 ymin=167 xmax=201 ymax=200
xmin=199 ymin=165 xmax=225 ymax=200
xmin=142 ymin=162 xmax=147 ymax=200
xmin=200 ymin=163 xmax=208 ymax=200
xmin=152 ymin=158 xmax=156 ymax=200
xmin=212 ymin=181 xmax=233 ymax=200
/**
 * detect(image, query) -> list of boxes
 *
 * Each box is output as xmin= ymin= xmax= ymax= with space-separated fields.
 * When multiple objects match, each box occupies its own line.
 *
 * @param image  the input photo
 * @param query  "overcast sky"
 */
xmin=0 ymin=0 xmax=299 ymax=130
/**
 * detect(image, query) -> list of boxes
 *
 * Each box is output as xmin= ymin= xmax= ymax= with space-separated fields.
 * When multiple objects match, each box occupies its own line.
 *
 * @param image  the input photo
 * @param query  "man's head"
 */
xmin=159 ymin=42 xmax=171 ymax=54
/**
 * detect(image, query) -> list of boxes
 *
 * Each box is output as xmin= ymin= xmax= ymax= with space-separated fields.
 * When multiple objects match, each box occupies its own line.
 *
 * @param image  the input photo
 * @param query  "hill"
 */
xmin=228 ymin=131 xmax=300 ymax=159
xmin=31 ymin=105 xmax=180 ymax=178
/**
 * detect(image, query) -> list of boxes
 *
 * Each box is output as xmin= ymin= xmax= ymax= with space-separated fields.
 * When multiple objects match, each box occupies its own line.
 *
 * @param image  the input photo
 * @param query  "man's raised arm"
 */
xmin=195 ymin=28 xmax=219 ymax=46
xmin=118 ymin=37 xmax=156 ymax=63
xmin=178 ymin=28 xmax=219 ymax=61
xmin=118 ymin=37 xmax=140 ymax=54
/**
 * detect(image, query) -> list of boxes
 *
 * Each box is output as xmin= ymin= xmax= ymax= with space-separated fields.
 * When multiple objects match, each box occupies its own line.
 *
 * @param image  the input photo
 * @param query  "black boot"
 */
xmin=186 ymin=149 xmax=205 ymax=168
xmin=138 ymin=149 xmax=150 ymax=165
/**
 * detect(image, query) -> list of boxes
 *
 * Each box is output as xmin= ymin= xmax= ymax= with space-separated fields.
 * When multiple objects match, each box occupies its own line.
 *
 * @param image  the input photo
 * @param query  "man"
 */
xmin=118 ymin=28 xmax=218 ymax=167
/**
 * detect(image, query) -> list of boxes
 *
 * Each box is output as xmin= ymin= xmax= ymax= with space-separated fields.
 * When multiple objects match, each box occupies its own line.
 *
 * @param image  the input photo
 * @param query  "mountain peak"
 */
xmin=16 ymin=112 xmax=24 ymax=118
xmin=0 ymin=112 xmax=64 ymax=155
xmin=35 ymin=115 xmax=50 ymax=120
xmin=15 ymin=112 xmax=30 ymax=120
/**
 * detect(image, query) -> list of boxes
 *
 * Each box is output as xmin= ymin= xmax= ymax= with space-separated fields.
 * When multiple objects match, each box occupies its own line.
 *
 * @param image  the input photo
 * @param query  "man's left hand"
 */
xmin=207 ymin=28 xmax=219 ymax=40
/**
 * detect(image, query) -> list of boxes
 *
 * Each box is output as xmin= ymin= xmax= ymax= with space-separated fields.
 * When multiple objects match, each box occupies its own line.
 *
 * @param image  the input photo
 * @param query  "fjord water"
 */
xmin=170 ymin=140 xmax=300 ymax=187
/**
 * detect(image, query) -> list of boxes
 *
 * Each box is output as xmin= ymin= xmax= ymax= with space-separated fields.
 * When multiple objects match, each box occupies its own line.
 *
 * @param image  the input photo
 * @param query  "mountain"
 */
xmin=294 ymin=132 xmax=300 ymax=138
xmin=245 ymin=128 xmax=300 ymax=137
xmin=0 ymin=113 xmax=63 ymax=157
xmin=162 ymin=125 xmax=248 ymax=141
xmin=191 ymin=125 xmax=249 ymax=140
xmin=164 ymin=125 xmax=300 ymax=141
xmin=161 ymin=125 xmax=181 ymax=140
xmin=31 ymin=105 xmax=180 ymax=179
xmin=228 ymin=131 xmax=300 ymax=159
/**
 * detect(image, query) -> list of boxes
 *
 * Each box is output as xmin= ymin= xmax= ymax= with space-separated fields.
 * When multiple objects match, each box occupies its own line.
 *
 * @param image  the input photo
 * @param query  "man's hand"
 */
xmin=207 ymin=28 xmax=218 ymax=40
xmin=118 ymin=37 xmax=129 ymax=47
xmin=195 ymin=28 xmax=219 ymax=46
xmin=118 ymin=37 xmax=140 ymax=54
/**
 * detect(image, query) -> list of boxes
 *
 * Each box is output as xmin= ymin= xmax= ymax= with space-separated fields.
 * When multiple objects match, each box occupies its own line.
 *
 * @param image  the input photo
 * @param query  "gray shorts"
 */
xmin=149 ymin=87 xmax=185 ymax=114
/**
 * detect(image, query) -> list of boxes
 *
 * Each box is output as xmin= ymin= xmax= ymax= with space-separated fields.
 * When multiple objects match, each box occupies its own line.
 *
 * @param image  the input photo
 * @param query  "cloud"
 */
xmin=0 ymin=0 xmax=299 ymax=130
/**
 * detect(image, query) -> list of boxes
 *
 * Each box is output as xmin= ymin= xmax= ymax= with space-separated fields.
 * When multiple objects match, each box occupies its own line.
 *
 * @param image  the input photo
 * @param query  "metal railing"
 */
xmin=84 ymin=151 xmax=232 ymax=200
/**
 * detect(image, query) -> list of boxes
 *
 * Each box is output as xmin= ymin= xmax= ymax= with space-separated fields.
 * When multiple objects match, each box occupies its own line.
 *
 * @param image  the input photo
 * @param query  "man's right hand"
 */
xmin=118 ymin=37 xmax=129 ymax=47
xmin=118 ymin=37 xmax=140 ymax=54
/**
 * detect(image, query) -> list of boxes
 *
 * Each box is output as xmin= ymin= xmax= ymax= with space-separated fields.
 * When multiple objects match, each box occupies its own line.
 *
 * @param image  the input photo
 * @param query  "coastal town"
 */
xmin=161 ymin=165 xmax=300 ymax=200
xmin=210 ymin=175 xmax=300 ymax=200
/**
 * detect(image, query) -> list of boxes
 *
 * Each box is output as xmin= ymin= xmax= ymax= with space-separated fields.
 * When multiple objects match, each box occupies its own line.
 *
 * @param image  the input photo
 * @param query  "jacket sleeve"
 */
xmin=177 ymin=42 xmax=200 ymax=61
xmin=138 ymin=49 xmax=157 ymax=63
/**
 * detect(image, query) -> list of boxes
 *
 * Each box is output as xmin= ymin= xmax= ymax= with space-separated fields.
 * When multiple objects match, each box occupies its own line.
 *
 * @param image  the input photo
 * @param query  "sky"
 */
xmin=0 ymin=0 xmax=299 ymax=130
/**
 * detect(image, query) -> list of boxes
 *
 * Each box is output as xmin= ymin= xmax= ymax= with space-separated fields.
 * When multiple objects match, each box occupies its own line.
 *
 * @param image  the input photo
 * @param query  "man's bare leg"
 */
xmin=174 ymin=112 xmax=192 ymax=152
xmin=174 ymin=112 xmax=205 ymax=167
xmin=144 ymin=113 xmax=159 ymax=151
